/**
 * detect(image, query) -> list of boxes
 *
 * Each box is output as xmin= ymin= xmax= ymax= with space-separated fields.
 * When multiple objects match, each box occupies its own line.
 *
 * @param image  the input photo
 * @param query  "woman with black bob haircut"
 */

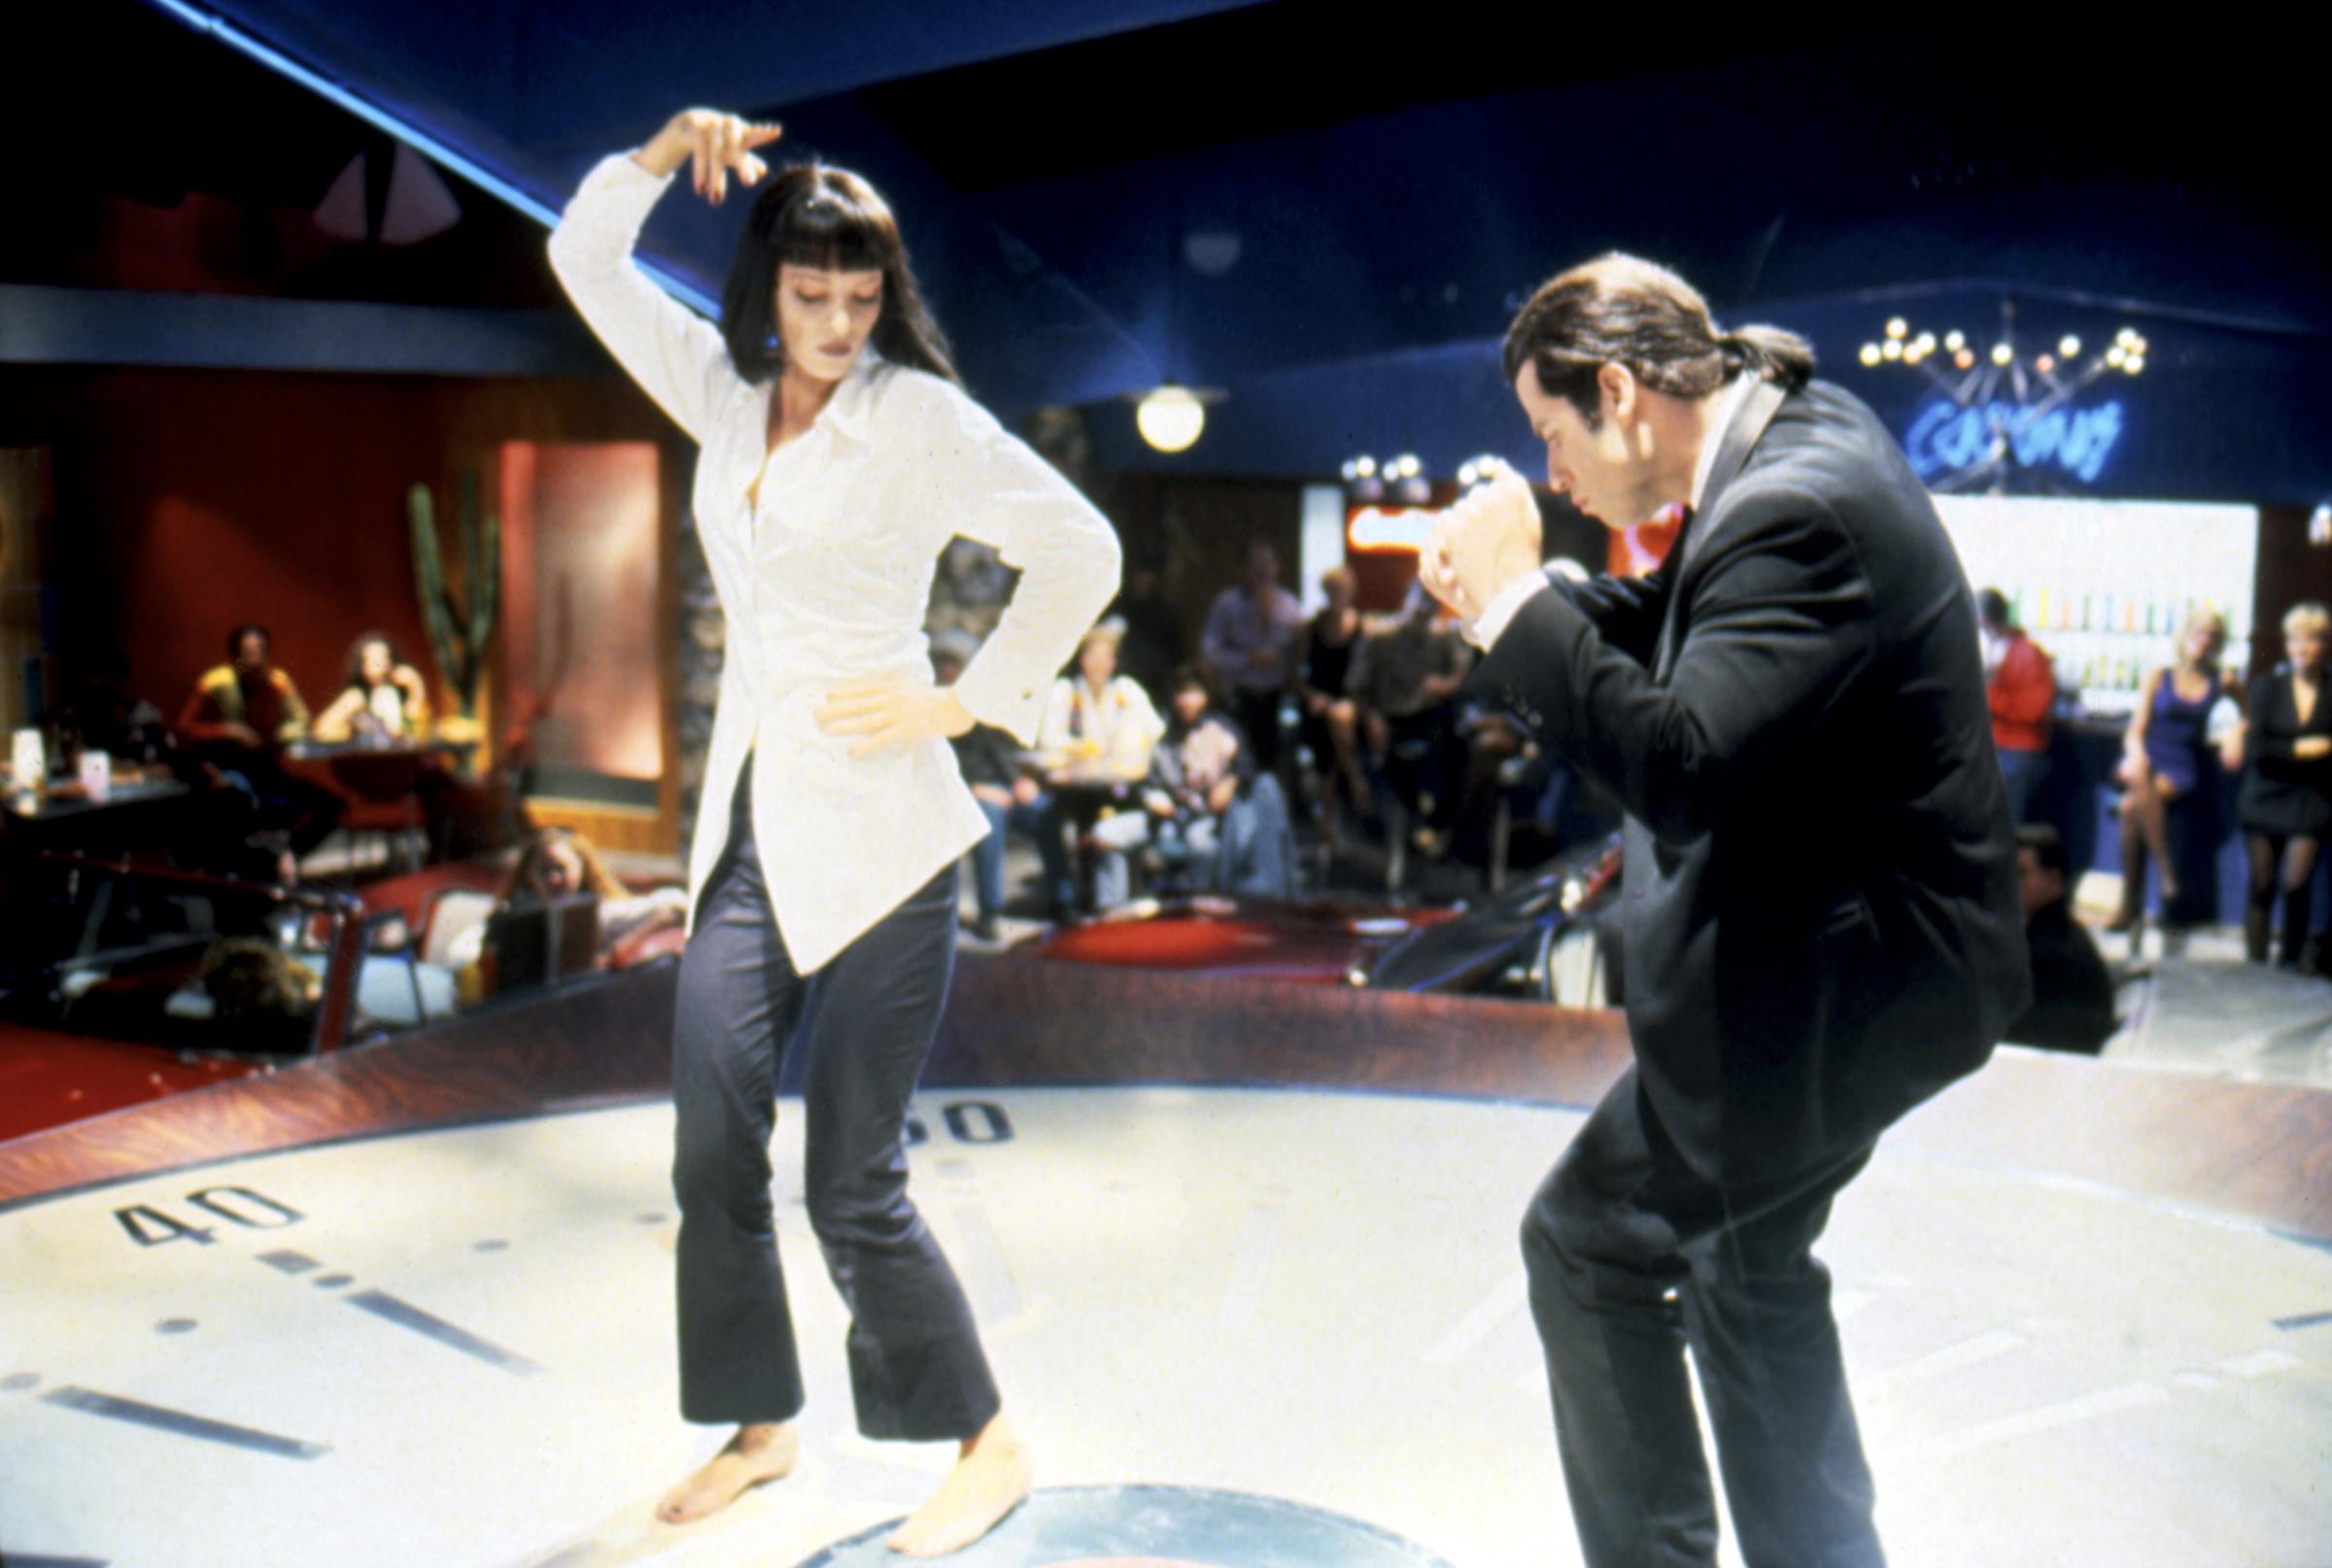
xmin=550 ymin=109 xmax=1119 ymax=1554
xmin=718 ymin=161 xmax=956 ymax=386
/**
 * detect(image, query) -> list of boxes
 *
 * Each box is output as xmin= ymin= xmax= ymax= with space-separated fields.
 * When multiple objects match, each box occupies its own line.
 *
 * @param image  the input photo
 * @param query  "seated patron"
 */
xmin=935 ymin=633 xmax=1074 ymax=934
xmin=445 ymin=827 xmax=686 ymax=979
xmin=1036 ymin=626 xmax=1165 ymax=912
xmin=175 ymin=623 xmax=340 ymax=880
xmin=2008 ymin=825 xmax=2117 ymax=1053
xmin=1348 ymin=584 xmax=1474 ymax=848
xmin=198 ymin=937 xmax=324 ymax=1056
xmin=507 ymin=827 xmax=686 ymax=960
xmin=179 ymin=624 xmax=313 ymax=752
xmin=314 ymin=633 xmax=432 ymax=743
xmin=1142 ymin=666 xmax=1290 ymax=897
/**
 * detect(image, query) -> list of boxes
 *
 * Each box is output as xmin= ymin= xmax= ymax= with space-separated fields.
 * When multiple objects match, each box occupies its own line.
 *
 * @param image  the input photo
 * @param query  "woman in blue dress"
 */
xmin=2109 ymin=608 xmax=2229 ymax=930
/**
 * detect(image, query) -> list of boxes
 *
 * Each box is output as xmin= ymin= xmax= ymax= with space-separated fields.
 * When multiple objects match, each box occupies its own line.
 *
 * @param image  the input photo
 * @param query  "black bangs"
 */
xmin=770 ymin=187 xmax=895 ymax=276
xmin=720 ymin=161 xmax=961 ymax=388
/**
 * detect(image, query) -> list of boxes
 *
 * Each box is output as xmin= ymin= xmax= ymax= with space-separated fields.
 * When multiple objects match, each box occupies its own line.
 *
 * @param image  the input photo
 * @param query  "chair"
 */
xmin=322 ymin=751 xmax=436 ymax=876
xmin=482 ymin=892 xmax=601 ymax=995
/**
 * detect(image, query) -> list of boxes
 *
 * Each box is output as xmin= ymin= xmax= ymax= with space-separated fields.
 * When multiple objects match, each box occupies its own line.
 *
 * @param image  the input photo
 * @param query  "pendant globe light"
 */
xmin=1133 ymin=199 xmax=1223 ymax=454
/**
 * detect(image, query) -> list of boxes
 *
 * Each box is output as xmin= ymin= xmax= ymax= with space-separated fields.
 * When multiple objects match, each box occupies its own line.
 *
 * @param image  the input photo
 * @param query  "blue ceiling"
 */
xmin=68 ymin=4 xmax=2332 ymax=495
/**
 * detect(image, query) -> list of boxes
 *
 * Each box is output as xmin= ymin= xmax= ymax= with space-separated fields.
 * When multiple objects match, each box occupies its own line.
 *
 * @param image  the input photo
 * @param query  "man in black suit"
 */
xmin=1422 ymin=254 xmax=2027 ymax=1567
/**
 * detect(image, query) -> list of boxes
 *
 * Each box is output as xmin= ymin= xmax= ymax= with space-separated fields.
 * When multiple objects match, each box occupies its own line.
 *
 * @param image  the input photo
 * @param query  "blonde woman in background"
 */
xmin=2227 ymin=602 xmax=2332 ymax=967
xmin=2110 ymin=607 xmax=2229 ymax=930
xmin=1035 ymin=625 xmax=1164 ymax=910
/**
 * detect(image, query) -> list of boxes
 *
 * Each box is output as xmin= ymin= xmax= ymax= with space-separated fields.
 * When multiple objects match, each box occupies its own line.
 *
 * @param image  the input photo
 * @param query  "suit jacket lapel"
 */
xmin=1657 ymin=378 xmax=1789 ymax=676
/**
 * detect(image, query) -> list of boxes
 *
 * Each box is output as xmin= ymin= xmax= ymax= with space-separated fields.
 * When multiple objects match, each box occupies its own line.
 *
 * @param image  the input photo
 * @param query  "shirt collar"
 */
xmin=817 ymin=347 xmax=886 ymax=447
xmin=1690 ymin=373 xmax=1758 ymax=512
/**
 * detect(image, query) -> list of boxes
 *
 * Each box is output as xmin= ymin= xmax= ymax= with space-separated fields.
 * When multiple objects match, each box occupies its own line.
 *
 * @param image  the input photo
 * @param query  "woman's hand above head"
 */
xmin=816 ymin=680 xmax=975 ymax=760
xmin=634 ymin=109 xmax=784 ymax=205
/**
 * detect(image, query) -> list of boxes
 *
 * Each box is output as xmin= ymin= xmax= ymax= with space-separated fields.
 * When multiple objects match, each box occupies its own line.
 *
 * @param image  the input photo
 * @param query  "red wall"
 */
xmin=0 ymin=365 xmax=687 ymax=730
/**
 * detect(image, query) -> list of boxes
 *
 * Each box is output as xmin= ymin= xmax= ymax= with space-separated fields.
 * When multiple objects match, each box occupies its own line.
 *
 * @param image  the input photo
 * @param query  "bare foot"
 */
xmin=656 ymin=1422 xmax=800 ymax=1524
xmin=886 ymin=1413 xmax=1033 ymax=1557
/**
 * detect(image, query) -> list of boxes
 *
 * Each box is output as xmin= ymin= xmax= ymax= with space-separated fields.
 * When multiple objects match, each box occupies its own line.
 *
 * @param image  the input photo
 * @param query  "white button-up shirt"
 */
xmin=549 ymin=154 xmax=1120 ymax=972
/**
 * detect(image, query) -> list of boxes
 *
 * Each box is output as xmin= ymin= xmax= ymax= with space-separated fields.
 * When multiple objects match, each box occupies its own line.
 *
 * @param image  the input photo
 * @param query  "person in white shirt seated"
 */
xmin=1034 ymin=625 xmax=1165 ymax=910
xmin=549 ymin=108 xmax=1118 ymax=1554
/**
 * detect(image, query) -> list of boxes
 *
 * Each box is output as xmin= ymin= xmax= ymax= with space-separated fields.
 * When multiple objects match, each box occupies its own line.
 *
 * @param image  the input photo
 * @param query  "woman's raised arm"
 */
xmin=546 ymin=110 xmax=782 ymax=439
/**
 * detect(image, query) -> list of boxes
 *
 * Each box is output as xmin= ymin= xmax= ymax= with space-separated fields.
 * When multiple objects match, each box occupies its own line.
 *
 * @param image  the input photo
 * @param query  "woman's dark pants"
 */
xmin=669 ymin=775 xmax=1001 ymax=1441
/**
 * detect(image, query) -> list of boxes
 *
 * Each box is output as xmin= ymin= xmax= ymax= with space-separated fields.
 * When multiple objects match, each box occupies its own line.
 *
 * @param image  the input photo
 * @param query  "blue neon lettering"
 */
xmin=1903 ymin=398 xmax=2123 ymax=485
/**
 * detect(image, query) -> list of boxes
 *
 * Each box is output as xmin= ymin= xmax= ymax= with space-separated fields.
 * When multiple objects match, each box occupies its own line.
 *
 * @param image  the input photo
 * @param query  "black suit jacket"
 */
xmin=1475 ymin=378 xmax=2028 ymax=1182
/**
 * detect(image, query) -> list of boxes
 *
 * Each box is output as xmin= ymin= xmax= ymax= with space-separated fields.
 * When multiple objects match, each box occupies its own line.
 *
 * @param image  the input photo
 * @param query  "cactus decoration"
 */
xmin=407 ymin=472 xmax=499 ymax=718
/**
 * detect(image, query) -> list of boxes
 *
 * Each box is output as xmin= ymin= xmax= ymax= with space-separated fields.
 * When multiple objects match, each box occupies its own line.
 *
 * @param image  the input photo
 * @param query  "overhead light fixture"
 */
xmin=1875 ymin=299 xmax=2165 ymax=493
xmin=1136 ymin=385 xmax=1206 ymax=454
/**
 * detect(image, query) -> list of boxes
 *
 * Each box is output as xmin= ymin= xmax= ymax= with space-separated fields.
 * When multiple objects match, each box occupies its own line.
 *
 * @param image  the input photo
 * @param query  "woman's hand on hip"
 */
xmin=634 ymin=109 xmax=783 ymax=204
xmin=817 ymin=681 xmax=975 ymax=759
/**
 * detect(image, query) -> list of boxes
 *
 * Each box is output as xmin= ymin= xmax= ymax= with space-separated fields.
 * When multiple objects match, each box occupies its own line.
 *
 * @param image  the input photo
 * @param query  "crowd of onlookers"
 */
xmin=29 ymin=623 xmax=446 ymax=888
xmin=1981 ymin=589 xmax=2332 ymax=1052
xmin=947 ymin=541 xmax=1616 ymax=937
xmin=45 ymin=557 xmax=2329 ymax=1048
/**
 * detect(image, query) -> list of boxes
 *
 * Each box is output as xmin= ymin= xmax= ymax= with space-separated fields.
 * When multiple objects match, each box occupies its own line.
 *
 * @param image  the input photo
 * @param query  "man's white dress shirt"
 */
xmin=550 ymin=154 xmax=1119 ymax=972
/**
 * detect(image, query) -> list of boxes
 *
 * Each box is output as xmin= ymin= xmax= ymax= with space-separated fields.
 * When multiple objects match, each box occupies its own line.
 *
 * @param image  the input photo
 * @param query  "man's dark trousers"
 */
xmin=1524 ymin=1070 xmax=1883 ymax=1568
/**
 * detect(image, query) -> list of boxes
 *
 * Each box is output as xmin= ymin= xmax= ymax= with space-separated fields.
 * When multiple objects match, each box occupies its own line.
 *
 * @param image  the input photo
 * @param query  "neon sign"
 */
xmin=1347 ymin=506 xmax=1436 ymax=554
xmin=1903 ymin=398 xmax=2125 ymax=486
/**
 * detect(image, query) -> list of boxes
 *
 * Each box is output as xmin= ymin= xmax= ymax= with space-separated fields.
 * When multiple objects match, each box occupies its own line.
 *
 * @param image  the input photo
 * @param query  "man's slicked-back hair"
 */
xmin=1502 ymin=253 xmax=1814 ymax=427
xmin=720 ymin=161 xmax=959 ymax=387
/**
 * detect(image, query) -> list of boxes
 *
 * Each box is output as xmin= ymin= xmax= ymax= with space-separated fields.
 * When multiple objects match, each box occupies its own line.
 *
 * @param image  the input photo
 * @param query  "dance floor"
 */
xmin=3 ymin=962 xmax=2328 ymax=1568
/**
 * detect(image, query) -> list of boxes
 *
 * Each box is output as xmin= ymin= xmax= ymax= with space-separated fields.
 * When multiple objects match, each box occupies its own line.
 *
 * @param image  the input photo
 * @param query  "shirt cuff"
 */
xmin=950 ymin=654 xmax=1049 ymax=747
xmin=1465 ymin=573 xmax=1551 ymax=651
